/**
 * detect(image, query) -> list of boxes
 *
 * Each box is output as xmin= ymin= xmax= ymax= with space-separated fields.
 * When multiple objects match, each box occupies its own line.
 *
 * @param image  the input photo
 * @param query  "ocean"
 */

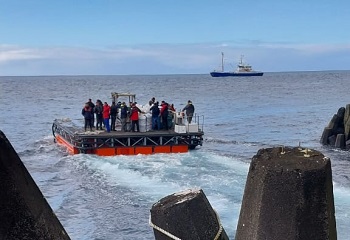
xmin=0 ymin=72 xmax=350 ymax=239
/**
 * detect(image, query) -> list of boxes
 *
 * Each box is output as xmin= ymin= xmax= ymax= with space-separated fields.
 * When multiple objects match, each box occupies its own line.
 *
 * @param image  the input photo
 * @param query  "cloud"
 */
xmin=0 ymin=42 xmax=349 ymax=75
xmin=253 ymin=41 xmax=350 ymax=54
xmin=0 ymin=45 xmax=43 ymax=62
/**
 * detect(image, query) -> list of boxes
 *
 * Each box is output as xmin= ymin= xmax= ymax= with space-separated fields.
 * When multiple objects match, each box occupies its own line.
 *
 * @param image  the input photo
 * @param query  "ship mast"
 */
xmin=221 ymin=52 xmax=224 ymax=72
xmin=240 ymin=54 xmax=244 ymax=65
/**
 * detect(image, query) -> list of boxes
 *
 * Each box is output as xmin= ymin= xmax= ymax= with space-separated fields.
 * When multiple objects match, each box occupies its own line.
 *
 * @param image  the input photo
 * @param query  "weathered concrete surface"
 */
xmin=335 ymin=134 xmax=345 ymax=149
xmin=320 ymin=127 xmax=333 ymax=145
xmin=0 ymin=130 xmax=70 ymax=240
xmin=150 ymin=189 xmax=229 ymax=240
xmin=235 ymin=147 xmax=337 ymax=240
xmin=321 ymin=105 xmax=350 ymax=149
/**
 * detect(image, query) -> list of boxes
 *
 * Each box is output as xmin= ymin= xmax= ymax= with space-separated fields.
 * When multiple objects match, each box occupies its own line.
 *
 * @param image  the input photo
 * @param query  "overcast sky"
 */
xmin=1 ymin=0 xmax=350 ymax=76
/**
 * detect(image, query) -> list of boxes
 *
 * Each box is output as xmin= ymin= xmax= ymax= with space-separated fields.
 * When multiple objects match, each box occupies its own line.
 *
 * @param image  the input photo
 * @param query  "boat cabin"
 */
xmin=111 ymin=92 xmax=136 ymax=104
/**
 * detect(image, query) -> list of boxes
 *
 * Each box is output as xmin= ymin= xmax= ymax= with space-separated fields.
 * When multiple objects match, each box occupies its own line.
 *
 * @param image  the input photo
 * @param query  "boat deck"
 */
xmin=52 ymin=119 xmax=204 ymax=155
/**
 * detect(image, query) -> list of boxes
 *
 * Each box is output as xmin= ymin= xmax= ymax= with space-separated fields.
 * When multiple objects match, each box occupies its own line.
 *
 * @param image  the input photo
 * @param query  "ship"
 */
xmin=210 ymin=52 xmax=264 ymax=77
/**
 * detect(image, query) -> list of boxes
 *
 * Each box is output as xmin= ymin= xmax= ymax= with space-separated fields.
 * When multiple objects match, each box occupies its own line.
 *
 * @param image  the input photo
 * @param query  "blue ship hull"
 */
xmin=210 ymin=71 xmax=264 ymax=77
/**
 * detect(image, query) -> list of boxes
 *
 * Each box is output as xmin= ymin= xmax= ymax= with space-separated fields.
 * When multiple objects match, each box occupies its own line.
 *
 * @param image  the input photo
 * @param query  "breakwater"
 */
xmin=320 ymin=104 xmax=350 ymax=149
xmin=0 ymin=130 xmax=70 ymax=239
xmin=150 ymin=146 xmax=337 ymax=240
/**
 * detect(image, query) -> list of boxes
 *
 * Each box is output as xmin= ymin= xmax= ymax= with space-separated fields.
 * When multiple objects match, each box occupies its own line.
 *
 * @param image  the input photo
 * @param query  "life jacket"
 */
xmin=130 ymin=107 xmax=140 ymax=121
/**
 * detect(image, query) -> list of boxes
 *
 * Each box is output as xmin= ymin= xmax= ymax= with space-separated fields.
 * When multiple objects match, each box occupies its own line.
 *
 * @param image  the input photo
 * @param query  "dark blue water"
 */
xmin=1 ymin=72 xmax=349 ymax=239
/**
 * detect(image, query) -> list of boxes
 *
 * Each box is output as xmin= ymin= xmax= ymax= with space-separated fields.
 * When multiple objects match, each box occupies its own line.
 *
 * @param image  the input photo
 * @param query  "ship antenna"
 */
xmin=221 ymin=52 xmax=224 ymax=72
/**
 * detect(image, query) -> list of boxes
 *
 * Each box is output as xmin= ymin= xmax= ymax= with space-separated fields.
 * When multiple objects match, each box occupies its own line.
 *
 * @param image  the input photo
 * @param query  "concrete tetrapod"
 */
xmin=150 ymin=189 xmax=229 ymax=240
xmin=235 ymin=147 xmax=337 ymax=240
xmin=0 ymin=130 xmax=70 ymax=240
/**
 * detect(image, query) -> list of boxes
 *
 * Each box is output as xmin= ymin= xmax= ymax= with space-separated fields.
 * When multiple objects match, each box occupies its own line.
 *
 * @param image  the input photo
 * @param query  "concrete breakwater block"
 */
xmin=335 ymin=134 xmax=345 ymax=149
xmin=321 ymin=105 xmax=350 ymax=149
xmin=0 ymin=130 xmax=70 ymax=240
xmin=150 ymin=189 xmax=229 ymax=240
xmin=235 ymin=147 xmax=337 ymax=240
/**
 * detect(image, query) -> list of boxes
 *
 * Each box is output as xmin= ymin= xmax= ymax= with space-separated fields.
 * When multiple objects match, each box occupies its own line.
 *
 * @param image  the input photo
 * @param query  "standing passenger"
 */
xmin=168 ymin=104 xmax=176 ymax=129
xmin=87 ymin=98 xmax=95 ymax=128
xmin=95 ymin=100 xmax=103 ymax=130
xmin=182 ymin=100 xmax=195 ymax=124
xmin=160 ymin=101 xmax=169 ymax=130
xmin=116 ymin=101 xmax=122 ymax=112
xmin=150 ymin=101 xmax=160 ymax=130
xmin=103 ymin=102 xmax=111 ymax=132
xmin=110 ymin=101 xmax=118 ymax=131
xmin=169 ymin=104 xmax=176 ymax=112
xmin=120 ymin=102 xmax=128 ymax=132
xmin=82 ymin=103 xmax=93 ymax=132
xmin=130 ymin=103 xmax=142 ymax=132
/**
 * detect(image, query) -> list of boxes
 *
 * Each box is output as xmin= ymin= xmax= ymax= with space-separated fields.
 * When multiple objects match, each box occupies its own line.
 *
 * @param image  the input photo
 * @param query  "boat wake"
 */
xmin=18 ymin=135 xmax=58 ymax=157
xmin=205 ymin=136 xmax=267 ymax=147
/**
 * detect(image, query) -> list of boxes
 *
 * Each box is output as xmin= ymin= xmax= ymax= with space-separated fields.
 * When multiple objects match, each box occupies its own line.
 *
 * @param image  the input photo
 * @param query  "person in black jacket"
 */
xmin=120 ymin=102 xmax=129 ymax=132
xmin=150 ymin=101 xmax=160 ymax=130
xmin=82 ymin=103 xmax=93 ymax=131
xmin=182 ymin=100 xmax=195 ymax=124
xmin=87 ymin=98 xmax=95 ymax=127
xmin=94 ymin=100 xmax=103 ymax=130
xmin=110 ymin=102 xmax=118 ymax=131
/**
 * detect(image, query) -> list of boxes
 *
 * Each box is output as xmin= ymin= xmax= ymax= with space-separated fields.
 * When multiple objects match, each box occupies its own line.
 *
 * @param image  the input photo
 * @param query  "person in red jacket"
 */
xmin=160 ymin=101 xmax=169 ymax=130
xmin=130 ymin=103 xmax=142 ymax=132
xmin=103 ymin=102 xmax=111 ymax=132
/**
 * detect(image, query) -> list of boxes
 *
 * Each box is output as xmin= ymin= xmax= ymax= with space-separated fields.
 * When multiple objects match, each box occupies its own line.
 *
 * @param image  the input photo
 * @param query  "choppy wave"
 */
xmin=2 ymin=72 xmax=350 ymax=239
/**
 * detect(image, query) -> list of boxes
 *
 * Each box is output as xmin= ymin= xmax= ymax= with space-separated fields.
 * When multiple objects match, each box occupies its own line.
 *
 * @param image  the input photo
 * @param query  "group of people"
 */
xmin=149 ymin=99 xmax=173 ymax=131
xmin=148 ymin=98 xmax=196 ymax=131
xmin=82 ymin=98 xmax=129 ymax=132
xmin=81 ymin=99 xmax=114 ymax=132
xmin=81 ymin=97 xmax=195 ymax=133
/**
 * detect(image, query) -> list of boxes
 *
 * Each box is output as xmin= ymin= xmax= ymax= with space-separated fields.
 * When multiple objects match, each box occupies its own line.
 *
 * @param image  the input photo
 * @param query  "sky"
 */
xmin=1 ymin=0 xmax=350 ymax=76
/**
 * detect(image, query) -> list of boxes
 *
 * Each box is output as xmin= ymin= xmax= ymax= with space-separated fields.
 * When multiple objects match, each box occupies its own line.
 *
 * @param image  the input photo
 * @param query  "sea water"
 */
xmin=1 ymin=72 xmax=350 ymax=239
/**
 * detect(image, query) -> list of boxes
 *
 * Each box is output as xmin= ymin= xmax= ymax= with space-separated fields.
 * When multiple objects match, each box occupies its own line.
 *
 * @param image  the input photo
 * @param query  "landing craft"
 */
xmin=52 ymin=93 xmax=204 ymax=156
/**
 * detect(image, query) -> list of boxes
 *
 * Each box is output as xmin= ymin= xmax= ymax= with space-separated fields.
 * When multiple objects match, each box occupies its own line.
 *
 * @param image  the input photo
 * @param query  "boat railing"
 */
xmin=52 ymin=120 xmax=85 ymax=148
xmin=190 ymin=114 xmax=204 ymax=133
